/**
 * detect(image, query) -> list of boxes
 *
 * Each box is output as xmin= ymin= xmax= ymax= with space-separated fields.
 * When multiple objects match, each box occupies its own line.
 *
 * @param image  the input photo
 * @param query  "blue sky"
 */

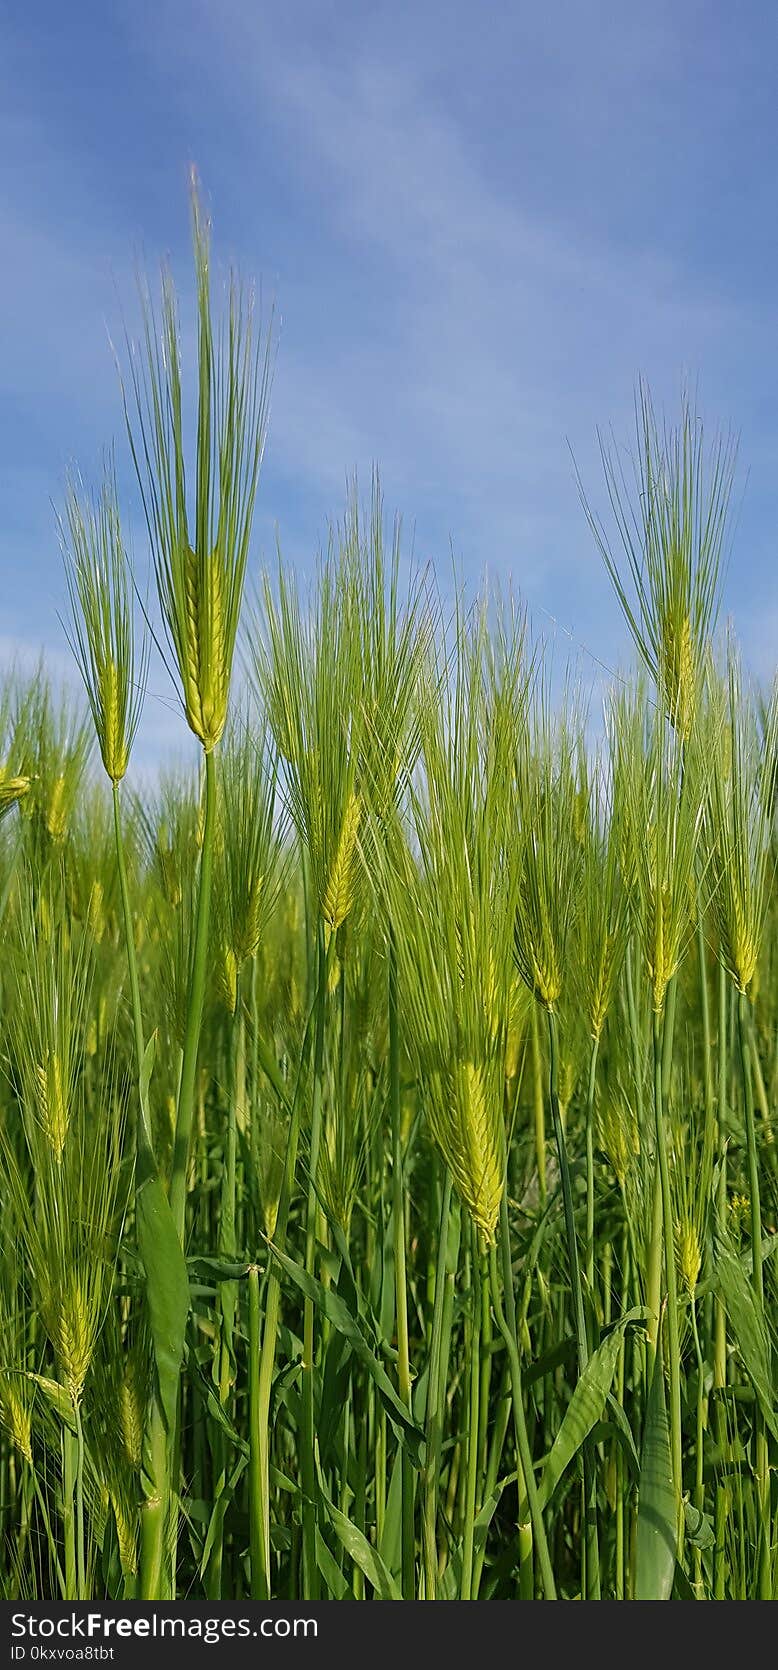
xmin=2 ymin=1 xmax=778 ymax=769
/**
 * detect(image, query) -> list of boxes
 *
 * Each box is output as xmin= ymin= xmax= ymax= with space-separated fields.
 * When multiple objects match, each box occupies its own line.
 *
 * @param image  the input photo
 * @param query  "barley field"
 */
xmin=1 ymin=196 xmax=777 ymax=1604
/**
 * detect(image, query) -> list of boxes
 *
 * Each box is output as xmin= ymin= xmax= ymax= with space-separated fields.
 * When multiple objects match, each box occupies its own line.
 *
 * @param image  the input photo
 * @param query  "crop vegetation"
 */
xmin=1 ymin=188 xmax=777 ymax=1602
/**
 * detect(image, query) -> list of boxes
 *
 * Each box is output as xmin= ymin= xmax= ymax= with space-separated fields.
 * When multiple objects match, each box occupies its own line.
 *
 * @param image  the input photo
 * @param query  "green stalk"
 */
xmin=460 ymin=1233 xmax=483 ymax=1600
xmin=547 ymin=1007 xmax=599 ymax=1597
xmin=697 ymin=897 xmax=714 ymax=1128
xmin=646 ymin=1169 xmax=663 ymax=1364
xmin=170 ymin=747 xmax=217 ymax=1238
xmin=530 ymin=1003 xmax=547 ymax=1205
xmin=737 ymin=988 xmax=771 ymax=1600
xmin=301 ymin=925 xmax=327 ymax=1601
xmin=421 ymin=1169 xmax=454 ymax=1598
xmin=614 ymin=1228 xmax=629 ymax=1601
xmin=251 ymin=1277 xmax=280 ymax=1600
xmin=62 ymin=1423 xmax=77 ymax=1601
xmin=112 ymin=783 xmax=145 ymax=1094
xmin=249 ymin=940 xmax=331 ymax=1599
xmin=690 ymin=1297 xmax=706 ymax=1597
xmin=625 ymin=940 xmax=645 ymax=1128
xmin=652 ymin=1006 xmax=683 ymax=1543
xmin=73 ymin=1402 xmax=86 ymax=1596
xmin=714 ymin=959 xmax=729 ymax=1600
xmin=389 ymin=930 xmax=414 ymax=1598
xmin=30 ymin=1468 xmax=65 ymax=1598
xmin=751 ymin=1042 xmax=777 ymax=1172
xmin=112 ymin=780 xmax=169 ymax=1602
xmin=547 ymin=1010 xmax=589 ymax=1363
xmin=207 ymin=977 xmax=244 ymax=1596
xmin=585 ymin=1035 xmax=599 ymax=1297
xmin=661 ymin=973 xmax=678 ymax=1103
xmin=489 ymin=1230 xmax=556 ymax=1599
xmin=476 ymin=1234 xmax=494 ymax=1492
xmin=472 ymin=1361 xmax=511 ymax=1597
xmin=247 ymin=1263 xmax=262 ymax=1594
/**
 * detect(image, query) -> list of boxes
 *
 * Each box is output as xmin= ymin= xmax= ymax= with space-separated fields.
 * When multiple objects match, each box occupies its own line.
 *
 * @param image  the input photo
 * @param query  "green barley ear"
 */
xmin=611 ymin=684 xmax=706 ymax=1013
xmin=123 ymin=174 xmax=273 ymax=753
xmin=369 ymin=604 xmax=518 ymax=1243
xmin=13 ymin=671 xmax=92 ymax=856
xmin=252 ymin=545 xmax=365 ymax=935
xmin=317 ymin=1054 xmax=380 ymax=1240
xmin=668 ymin=1096 xmax=713 ymax=1303
xmin=0 ymin=761 xmax=30 ymax=820
xmin=511 ymin=681 xmax=582 ymax=1013
xmin=572 ymin=739 xmax=629 ymax=1041
xmin=61 ymin=461 xmax=148 ymax=783
xmin=343 ymin=471 xmax=436 ymax=820
xmin=215 ymin=711 xmax=284 ymax=971
xmin=0 ymin=682 xmax=30 ymax=817
xmin=596 ymin=1082 xmax=640 ymax=1191
xmin=580 ymin=380 xmax=736 ymax=739
xmin=3 ymin=953 xmax=126 ymax=1412
xmin=0 ymin=1373 xmax=33 ymax=1465
xmin=0 ymin=1294 xmax=34 ymax=1466
xmin=704 ymin=645 xmax=778 ymax=996
xmin=9 ymin=875 xmax=93 ymax=1162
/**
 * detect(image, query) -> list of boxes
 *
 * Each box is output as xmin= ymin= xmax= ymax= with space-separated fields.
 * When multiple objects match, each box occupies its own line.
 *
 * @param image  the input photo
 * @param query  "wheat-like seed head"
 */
xmin=35 ymin=1051 xmax=69 ymax=1160
xmin=660 ymin=612 xmax=696 ymax=741
xmin=46 ymin=774 xmax=68 ymax=842
xmin=86 ymin=879 xmax=105 ymax=945
xmin=705 ymin=650 xmax=778 ymax=997
xmin=234 ymin=875 xmax=264 ymax=966
xmin=614 ymin=690 xmax=705 ymax=1013
xmin=97 ymin=658 xmax=128 ymax=781
xmin=119 ymin=1361 xmax=144 ymax=1471
xmin=676 ymin=1217 xmax=702 ymax=1299
xmin=52 ymin=1278 xmax=94 ymax=1405
xmin=596 ymin=1090 xmax=639 ymax=1189
xmin=580 ymin=380 xmax=735 ymax=741
xmin=214 ymin=716 xmax=282 ymax=975
xmin=181 ymin=545 xmax=230 ymax=750
xmin=323 ymin=790 xmax=362 ymax=934
xmin=111 ymin=1491 xmax=138 ymax=1576
xmin=460 ymin=1060 xmax=503 ymax=1242
xmin=124 ymin=177 xmax=272 ymax=759
xmin=428 ymin=1060 xmax=503 ymax=1243
xmin=216 ymin=941 xmax=238 ymax=1014
xmin=0 ymin=1375 xmax=33 ymax=1464
xmin=61 ymin=466 xmax=146 ymax=784
xmin=0 ymin=765 xmax=30 ymax=818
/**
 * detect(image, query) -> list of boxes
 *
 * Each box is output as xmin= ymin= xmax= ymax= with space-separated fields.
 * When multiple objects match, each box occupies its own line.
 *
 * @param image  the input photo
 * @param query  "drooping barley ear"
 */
xmin=0 ymin=764 xmax=30 ymax=818
xmin=112 ymin=1490 xmax=139 ymax=1578
xmin=123 ymin=173 xmax=273 ymax=754
xmin=61 ymin=460 xmax=148 ymax=785
xmin=0 ymin=1374 xmax=33 ymax=1465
